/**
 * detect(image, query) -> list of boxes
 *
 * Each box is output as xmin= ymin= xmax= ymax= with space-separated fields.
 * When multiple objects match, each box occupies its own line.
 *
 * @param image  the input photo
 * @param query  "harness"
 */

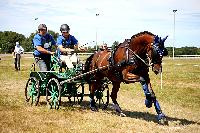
xmin=109 ymin=39 xmax=150 ymax=70
xmin=108 ymin=37 xmax=163 ymax=80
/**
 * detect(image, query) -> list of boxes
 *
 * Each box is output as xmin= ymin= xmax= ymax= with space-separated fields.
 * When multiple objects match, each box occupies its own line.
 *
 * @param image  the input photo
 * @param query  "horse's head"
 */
xmin=112 ymin=31 xmax=168 ymax=82
xmin=147 ymin=35 xmax=168 ymax=74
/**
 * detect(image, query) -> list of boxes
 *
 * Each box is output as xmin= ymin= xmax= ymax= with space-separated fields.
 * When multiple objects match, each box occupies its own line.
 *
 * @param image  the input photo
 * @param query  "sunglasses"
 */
xmin=62 ymin=31 xmax=69 ymax=34
xmin=40 ymin=29 xmax=47 ymax=31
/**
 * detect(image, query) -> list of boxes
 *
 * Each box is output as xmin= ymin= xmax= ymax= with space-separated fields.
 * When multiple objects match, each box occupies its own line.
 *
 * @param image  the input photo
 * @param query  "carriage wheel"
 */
xmin=25 ymin=77 xmax=40 ymax=106
xmin=46 ymin=78 xmax=61 ymax=109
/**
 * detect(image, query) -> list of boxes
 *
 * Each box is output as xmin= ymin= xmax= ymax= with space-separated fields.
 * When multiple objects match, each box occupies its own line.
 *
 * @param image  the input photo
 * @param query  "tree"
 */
xmin=112 ymin=41 xmax=119 ymax=50
xmin=87 ymin=46 xmax=95 ymax=53
xmin=47 ymin=30 xmax=59 ymax=51
xmin=181 ymin=47 xmax=199 ymax=55
xmin=22 ymin=34 xmax=34 ymax=52
xmin=0 ymin=31 xmax=25 ymax=53
xmin=165 ymin=47 xmax=173 ymax=57
xmin=48 ymin=30 xmax=59 ymax=40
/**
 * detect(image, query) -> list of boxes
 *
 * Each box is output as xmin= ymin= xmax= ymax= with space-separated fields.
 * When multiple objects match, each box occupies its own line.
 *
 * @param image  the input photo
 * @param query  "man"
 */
xmin=13 ymin=42 xmax=24 ymax=70
xmin=32 ymin=24 xmax=56 ymax=71
xmin=99 ymin=43 xmax=108 ymax=51
xmin=57 ymin=24 xmax=80 ymax=69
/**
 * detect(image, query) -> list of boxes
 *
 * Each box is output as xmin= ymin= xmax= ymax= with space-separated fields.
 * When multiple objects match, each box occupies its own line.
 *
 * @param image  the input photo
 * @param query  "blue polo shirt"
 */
xmin=56 ymin=35 xmax=78 ymax=56
xmin=33 ymin=33 xmax=56 ymax=57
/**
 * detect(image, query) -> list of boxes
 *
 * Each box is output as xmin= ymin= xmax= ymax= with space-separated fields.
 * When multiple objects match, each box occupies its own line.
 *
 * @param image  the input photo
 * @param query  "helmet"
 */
xmin=16 ymin=42 xmax=19 ymax=45
xmin=38 ymin=24 xmax=47 ymax=30
xmin=60 ymin=24 xmax=70 ymax=32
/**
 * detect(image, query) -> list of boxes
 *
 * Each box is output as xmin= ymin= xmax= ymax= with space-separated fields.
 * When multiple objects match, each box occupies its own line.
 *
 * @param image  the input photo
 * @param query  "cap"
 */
xmin=38 ymin=24 xmax=47 ymax=30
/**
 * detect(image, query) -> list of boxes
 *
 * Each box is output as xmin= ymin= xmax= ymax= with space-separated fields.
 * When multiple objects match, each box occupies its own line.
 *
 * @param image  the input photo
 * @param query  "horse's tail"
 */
xmin=84 ymin=53 xmax=94 ymax=83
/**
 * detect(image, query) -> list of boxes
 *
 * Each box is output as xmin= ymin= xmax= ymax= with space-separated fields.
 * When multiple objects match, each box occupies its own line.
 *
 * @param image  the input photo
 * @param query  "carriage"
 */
xmin=25 ymin=31 xmax=169 ymax=125
xmin=25 ymin=54 xmax=110 ymax=109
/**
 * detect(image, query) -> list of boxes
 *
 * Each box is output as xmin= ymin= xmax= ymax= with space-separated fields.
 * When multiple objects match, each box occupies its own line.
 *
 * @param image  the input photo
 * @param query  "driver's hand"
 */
xmin=50 ymin=51 xmax=55 ymax=55
xmin=67 ymin=48 xmax=74 ymax=52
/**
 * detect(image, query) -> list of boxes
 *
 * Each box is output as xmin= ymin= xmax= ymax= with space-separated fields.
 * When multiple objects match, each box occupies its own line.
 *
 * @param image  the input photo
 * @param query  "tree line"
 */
xmin=0 ymin=31 xmax=200 ymax=56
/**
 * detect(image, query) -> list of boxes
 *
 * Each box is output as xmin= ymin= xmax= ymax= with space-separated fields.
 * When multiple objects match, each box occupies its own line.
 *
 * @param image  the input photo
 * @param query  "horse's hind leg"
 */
xmin=140 ymin=78 xmax=167 ymax=124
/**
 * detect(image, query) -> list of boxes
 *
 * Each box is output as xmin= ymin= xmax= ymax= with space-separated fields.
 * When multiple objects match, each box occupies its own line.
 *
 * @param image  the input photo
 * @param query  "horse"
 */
xmin=84 ymin=31 xmax=168 ymax=124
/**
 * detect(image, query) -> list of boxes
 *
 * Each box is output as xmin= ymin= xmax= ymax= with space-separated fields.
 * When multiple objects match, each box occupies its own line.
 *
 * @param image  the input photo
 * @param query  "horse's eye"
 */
xmin=163 ymin=48 xmax=168 ymax=56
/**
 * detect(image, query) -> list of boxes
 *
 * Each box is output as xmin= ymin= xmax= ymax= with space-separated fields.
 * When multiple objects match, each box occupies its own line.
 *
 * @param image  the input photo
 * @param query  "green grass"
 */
xmin=0 ymin=55 xmax=200 ymax=111
xmin=119 ymin=58 xmax=200 ymax=111
xmin=0 ymin=55 xmax=200 ymax=133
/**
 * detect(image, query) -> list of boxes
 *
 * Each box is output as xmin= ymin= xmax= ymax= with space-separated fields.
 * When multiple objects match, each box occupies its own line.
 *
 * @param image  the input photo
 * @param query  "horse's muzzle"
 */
xmin=152 ymin=64 xmax=162 ymax=75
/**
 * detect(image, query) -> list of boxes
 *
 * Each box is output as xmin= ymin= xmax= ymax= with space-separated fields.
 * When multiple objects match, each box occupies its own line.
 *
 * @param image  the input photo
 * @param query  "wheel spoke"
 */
xmin=25 ymin=77 xmax=39 ymax=106
xmin=46 ymin=78 xmax=61 ymax=109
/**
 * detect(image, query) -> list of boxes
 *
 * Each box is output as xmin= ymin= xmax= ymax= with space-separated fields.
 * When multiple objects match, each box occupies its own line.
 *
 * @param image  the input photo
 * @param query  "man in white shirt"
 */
xmin=13 ymin=42 xmax=24 ymax=70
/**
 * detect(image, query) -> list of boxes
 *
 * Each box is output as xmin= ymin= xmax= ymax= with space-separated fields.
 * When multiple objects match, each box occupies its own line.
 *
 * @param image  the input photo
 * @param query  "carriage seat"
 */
xmin=51 ymin=55 xmax=68 ymax=71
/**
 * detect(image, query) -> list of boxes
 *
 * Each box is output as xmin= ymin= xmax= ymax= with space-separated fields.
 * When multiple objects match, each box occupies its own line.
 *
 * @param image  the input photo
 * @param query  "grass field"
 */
xmin=0 ymin=54 xmax=200 ymax=133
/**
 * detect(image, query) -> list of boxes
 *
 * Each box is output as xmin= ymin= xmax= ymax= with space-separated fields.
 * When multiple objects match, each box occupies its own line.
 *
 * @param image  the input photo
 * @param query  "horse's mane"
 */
xmin=113 ymin=31 xmax=155 ymax=51
xmin=131 ymin=31 xmax=155 ymax=39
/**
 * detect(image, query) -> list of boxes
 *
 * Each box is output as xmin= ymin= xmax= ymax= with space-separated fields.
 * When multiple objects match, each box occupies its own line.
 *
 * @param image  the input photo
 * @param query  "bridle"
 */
xmin=118 ymin=35 xmax=167 ymax=68
xmin=149 ymin=35 xmax=168 ymax=64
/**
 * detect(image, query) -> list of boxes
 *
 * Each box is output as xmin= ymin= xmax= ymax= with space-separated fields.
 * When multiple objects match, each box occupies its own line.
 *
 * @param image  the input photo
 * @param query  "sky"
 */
xmin=0 ymin=0 xmax=200 ymax=48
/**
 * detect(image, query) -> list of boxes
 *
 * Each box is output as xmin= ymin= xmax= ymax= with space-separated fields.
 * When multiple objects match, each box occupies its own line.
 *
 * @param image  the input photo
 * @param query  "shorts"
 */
xmin=60 ymin=54 xmax=79 ymax=69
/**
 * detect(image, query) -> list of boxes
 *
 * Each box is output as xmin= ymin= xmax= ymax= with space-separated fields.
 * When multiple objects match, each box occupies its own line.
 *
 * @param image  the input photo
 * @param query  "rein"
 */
xmin=126 ymin=47 xmax=152 ymax=67
xmin=60 ymin=64 xmax=109 ymax=85
xmin=117 ymin=43 xmax=152 ymax=68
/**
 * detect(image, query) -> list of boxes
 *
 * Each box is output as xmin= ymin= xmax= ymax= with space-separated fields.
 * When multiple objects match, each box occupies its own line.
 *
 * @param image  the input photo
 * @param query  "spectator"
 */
xmin=13 ymin=42 xmax=24 ymax=70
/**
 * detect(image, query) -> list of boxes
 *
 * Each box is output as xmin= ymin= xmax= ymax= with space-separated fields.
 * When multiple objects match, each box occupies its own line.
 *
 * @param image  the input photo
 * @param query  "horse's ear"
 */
xmin=159 ymin=37 xmax=162 ymax=42
xmin=162 ymin=36 xmax=168 ymax=42
xmin=154 ymin=35 xmax=159 ymax=43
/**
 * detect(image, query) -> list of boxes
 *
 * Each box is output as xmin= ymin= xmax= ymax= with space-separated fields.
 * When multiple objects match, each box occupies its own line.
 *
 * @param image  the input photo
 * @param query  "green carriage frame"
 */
xmin=25 ymin=55 xmax=110 ymax=109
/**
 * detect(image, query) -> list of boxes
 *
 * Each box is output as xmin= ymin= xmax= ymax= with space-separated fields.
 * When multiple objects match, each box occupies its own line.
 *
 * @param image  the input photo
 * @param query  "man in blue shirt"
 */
xmin=57 ymin=24 xmax=80 ymax=69
xmin=33 ymin=24 xmax=56 ymax=71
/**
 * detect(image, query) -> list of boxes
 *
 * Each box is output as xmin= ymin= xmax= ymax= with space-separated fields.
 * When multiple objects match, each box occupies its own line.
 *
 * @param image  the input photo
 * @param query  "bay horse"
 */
xmin=84 ymin=31 xmax=168 ymax=124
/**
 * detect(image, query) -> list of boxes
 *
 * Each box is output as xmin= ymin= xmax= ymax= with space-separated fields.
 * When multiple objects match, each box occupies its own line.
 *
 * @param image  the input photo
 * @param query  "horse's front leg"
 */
xmin=140 ymin=77 xmax=167 ymax=124
xmin=110 ymin=82 xmax=126 ymax=116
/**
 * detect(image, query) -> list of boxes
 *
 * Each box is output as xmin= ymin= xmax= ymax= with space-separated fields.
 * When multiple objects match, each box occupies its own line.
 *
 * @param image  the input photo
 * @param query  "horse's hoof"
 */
xmin=102 ymin=104 xmax=108 ymax=110
xmin=90 ymin=106 xmax=98 ymax=112
xmin=145 ymin=99 xmax=152 ymax=108
xmin=113 ymin=103 xmax=122 ymax=113
xmin=157 ymin=113 xmax=168 ymax=125
xmin=158 ymin=118 xmax=168 ymax=125
xmin=119 ymin=112 xmax=126 ymax=117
